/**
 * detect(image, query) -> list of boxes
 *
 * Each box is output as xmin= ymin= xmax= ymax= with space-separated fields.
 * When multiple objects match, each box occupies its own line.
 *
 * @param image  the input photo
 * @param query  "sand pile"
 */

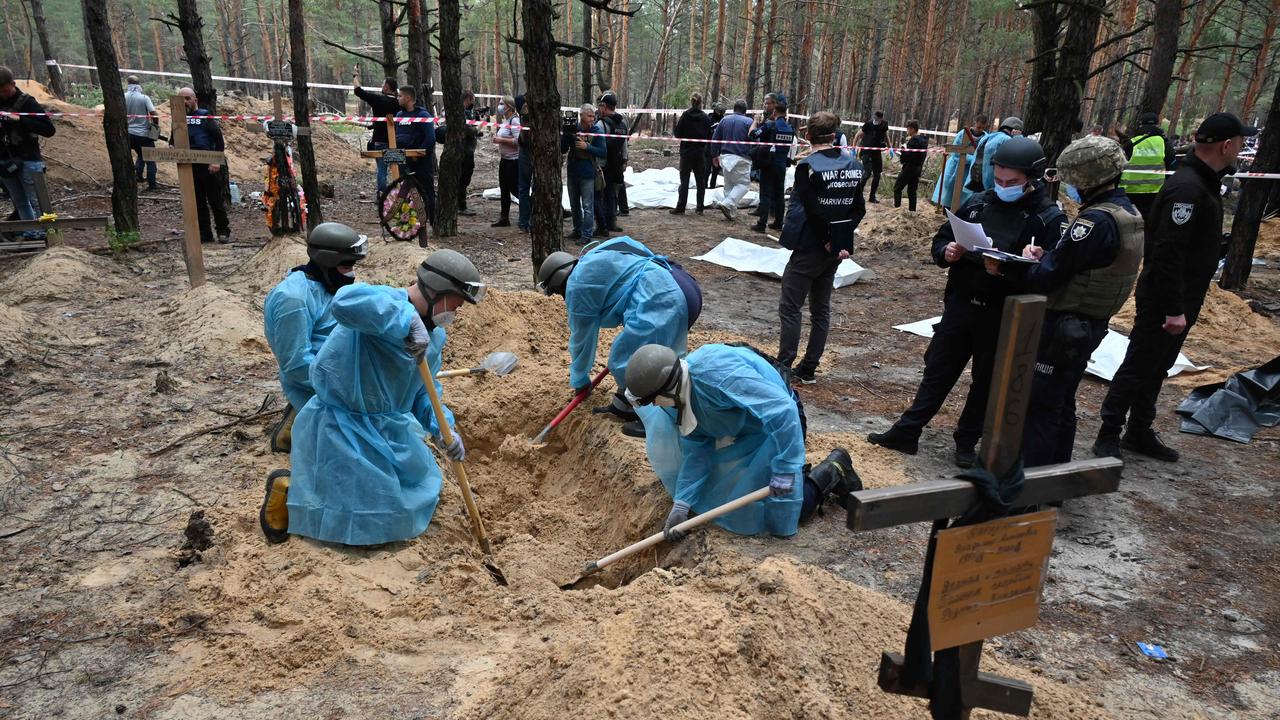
xmin=1255 ymin=218 xmax=1280 ymax=259
xmin=857 ymin=203 xmax=942 ymax=252
xmin=0 ymin=302 xmax=60 ymax=358
xmin=356 ymin=240 xmax=433 ymax=287
xmin=153 ymin=288 xmax=1112 ymax=719
xmin=155 ymin=283 xmax=270 ymax=364
xmin=1112 ymin=284 xmax=1280 ymax=381
xmin=0 ymin=246 xmax=132 ymax=303
xmin=223 ymin=233 xmax=309 ymax=295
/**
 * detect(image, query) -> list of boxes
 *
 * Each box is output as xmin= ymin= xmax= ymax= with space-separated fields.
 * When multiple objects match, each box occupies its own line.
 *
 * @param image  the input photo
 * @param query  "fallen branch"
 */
xmin=148 ymin=402 xmax=278 ymax=457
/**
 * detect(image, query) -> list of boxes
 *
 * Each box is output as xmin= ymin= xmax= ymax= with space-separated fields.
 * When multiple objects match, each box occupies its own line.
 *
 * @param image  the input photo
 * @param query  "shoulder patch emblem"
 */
xmin=1069 ymin=219 xmax=1094 ymax=242
xmin=1172 ymin=202 xmax=1194 ymax=225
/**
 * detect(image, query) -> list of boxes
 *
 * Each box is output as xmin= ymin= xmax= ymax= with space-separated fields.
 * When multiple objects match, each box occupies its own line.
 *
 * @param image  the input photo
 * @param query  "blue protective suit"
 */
xmin=636 ymin=344 xmax=806 ymax=537
xmin=932 ymin=129 xmax=987 ymax=206
xmin=263 ymin=269 xmax=339 ymax=409
xmin=974 ymin=130 xmax=1014 ymax=192
xmin=566 ymin=236 xmax=689 ymax=391
xmin=286 ymin=283 xmax=455 ymax=546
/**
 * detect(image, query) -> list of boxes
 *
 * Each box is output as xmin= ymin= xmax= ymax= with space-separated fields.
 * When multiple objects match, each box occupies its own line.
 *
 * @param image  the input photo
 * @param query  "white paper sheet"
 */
xmin=892 ymin=320 xmax=1209 ymax=381
xmin=945 ymin=209 xmax=992 ymax=252
xmin=692 ymin=237 xmax=867 ymax=288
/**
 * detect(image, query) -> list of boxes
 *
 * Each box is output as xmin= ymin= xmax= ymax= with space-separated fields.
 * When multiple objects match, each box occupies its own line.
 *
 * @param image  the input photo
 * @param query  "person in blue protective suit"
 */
xmin=536 ymin=237 xmax=703 ymax=437
xmin=625 ymin=344 xmax=858 ymax=539
xmin=257 ymin=249 xmax=485 ymax=545
xmin=931 ymin=115 xmax=987 ymax=207
xmin=263 ymin=222 xmax=369 ymax=453
xmin=966 ymin=117 xmax=1022 ymax=193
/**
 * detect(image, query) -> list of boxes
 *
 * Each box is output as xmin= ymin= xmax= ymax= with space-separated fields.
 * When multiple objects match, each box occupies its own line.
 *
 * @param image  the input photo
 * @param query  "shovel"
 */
xmin=530 ymin=368 xmax=610 ymax=446
xmin=561 ymin=487 xmax=772 ymax=590
xmin=437 ymin=351 xmax=519 ymax=379
xmin=416 ymin=360 xmax=493 ymax=555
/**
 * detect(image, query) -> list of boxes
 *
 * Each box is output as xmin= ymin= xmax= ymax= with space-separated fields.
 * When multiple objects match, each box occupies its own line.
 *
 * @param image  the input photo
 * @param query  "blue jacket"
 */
xmin=395 ymin=106 xmax=436 ymax=152
xmin=712 ymin=113 xmax=753 ymax=157
xmin=562 ymin=120 xmax=607 ymax=181
xmin=263 ymin=269 xmax=340 ymax=409
xmin=750 ymin=117 xmax=795 ymax=168
xmin=185 ymin=109 xmax=224 ymax=152
xmin=973 ymin=130 xmax=1014 ymax=192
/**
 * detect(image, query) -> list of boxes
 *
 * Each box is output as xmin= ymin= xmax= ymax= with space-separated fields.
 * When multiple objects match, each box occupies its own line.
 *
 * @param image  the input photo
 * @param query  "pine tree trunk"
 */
xmin=520 ymin=0 xmax=562 ymax=276
xmin=580 ymin=6 xmax=592 ymax=103
xmin=1025 ymin=0 xmax=1106 ymax=164
xmin=762 ymin=0 xmax=777 ymax=95
xmin=82 ymin=12 xmax=98 ymax=86
xmin=176 ymin=0 xmax=217 ymax=112
xmin=151 ymin=1 xmax=167 ymax=72
xmin=1241 ymin=0 xmax=1280 ymax=123
xmin=28 ymin=0 xmax=65 ymax=98
xmin=405 ymin=0 xmax=425 ymax=91
xmin=288 ymin=0 xmax=323 ymax=232
xmin=744 ymin=0 xmax=765 ymax=107
xmin=710 ymin=0 xmax=727 ymax=100
xmin=1137 ymin=0 xmax=1181 ymax=120
xmin=81 ymin=0 xmax=137 ymax=232
xmin=1224 ymin=74 xmax=1280 ymax=288
xmin=435 ymin=0 xmax=464 ymax=238
xmin=862 ymin=22 xmax=883 ymax=113
xmin=1217 ymin=3 xmax=1247 ymax=113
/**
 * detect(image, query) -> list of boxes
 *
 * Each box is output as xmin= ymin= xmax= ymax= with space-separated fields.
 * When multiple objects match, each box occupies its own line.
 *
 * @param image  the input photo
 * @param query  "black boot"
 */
xmin=592 ymin=391 xmax=639 ymax=422
xmin=867 ymin=426 xmax=919 ymax=455
xmin=954 ymin=445 xmax=977 ymax=469
xmin=1121 ymin=427 xmax=1180 ymax=462
xmin=621 ymin=420 xmax=646 ymax=438
xmin=1091 ymin=427 xmax=1122 ymax=458
xmin=808 ymin=448 xmax=862 ymax=511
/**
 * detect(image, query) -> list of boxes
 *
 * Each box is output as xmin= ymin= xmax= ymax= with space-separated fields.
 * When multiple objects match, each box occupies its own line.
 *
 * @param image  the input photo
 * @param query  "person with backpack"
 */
xmin=536 ymin=237 xmax=702 ymax=437
xmin=596 ymin=92 xmax=628 ymax=233
xmin=966 ymin=116 xmax=1022 ymax=193
xmin=1118 ymin=111 xmax=1176 ymax=219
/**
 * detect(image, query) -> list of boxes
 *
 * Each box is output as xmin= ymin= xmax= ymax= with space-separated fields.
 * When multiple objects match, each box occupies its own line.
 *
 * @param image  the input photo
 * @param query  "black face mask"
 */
xmin=292 ymin=263 xmax=355 ymax=294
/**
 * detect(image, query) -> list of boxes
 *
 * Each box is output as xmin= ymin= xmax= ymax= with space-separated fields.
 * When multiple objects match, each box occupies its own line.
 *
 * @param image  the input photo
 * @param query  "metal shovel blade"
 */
xmin=479 ymin=351 xmax=519 ymax=377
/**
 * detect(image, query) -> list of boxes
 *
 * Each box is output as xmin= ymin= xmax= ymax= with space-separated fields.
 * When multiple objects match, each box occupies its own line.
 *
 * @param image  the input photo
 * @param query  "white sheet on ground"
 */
xmin=482 ymin=164 xmax=793 ymax=210
xmin=691 ymin=237 xmax=867 ymax=288
xmin=892 ymin=318 xmax=1209 ymax=381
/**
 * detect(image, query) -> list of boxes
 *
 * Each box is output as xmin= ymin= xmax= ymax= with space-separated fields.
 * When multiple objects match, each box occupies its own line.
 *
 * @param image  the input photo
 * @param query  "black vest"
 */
xmin=780 ymin=150 xmax=865 ymax=252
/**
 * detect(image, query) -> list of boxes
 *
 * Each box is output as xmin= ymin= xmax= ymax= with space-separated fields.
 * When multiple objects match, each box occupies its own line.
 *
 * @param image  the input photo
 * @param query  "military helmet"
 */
xmin=625 ymin=344 xmax=681 ymax=404
xmin=417 ymin=249 xmax=485 ymax=304
xmin=1055 ymin=135 xmax=1127 ymax=190
xmin=307 ymin=222 xmax=368 ymax=268
xmin=536 ymin=251 xmax=578 ymax=296
xmin=992 ymin=136 xmax=1048 ymax=178
xmin=999 ymin=116 xmax=1024 ymax=132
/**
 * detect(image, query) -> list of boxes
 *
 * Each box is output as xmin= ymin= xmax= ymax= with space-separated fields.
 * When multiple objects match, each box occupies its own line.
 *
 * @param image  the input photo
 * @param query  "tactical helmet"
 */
xmin=999 ymin=116 xmax=1024 ymax=133
xmin=537 ymin=251 xmax=578 ymax=296
xmin=1055 ymin=135 xmax=1127 ymax=190
xmin=417 ymin=249 xmax=485 ymax=304
xmin=625 ymin=344 xmax=681 ymax=404
xmin=307 ymin=222 xmax=368 ymax=268
xmin=992 ymin=136 xmax=1048 ymax=179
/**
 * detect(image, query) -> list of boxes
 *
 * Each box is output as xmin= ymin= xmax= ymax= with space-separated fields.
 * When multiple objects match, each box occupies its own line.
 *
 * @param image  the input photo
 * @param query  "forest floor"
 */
xmin=1 ymin=118 xmax=1278 ymax=719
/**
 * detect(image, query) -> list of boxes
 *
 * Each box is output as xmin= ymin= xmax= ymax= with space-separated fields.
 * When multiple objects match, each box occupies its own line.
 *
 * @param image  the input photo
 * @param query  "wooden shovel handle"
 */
xmin=417 ymin=360 xmax=491 ymax=554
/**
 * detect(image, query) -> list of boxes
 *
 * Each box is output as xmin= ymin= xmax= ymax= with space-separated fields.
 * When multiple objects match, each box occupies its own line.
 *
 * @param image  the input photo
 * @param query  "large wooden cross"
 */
xmin=845 ymin=294 xmax=1124 ymax=717
xmin=142 ymin=96 xmax=228 ymax=288
xmin=359 ymin=114 xmax=427 ymax=183
xmin=254 ymin=93 xmax=312 ymax=145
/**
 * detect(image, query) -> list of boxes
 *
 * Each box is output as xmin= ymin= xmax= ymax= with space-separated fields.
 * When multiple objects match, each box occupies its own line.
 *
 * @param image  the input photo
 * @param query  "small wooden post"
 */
xmin=945 ymin=143 xmax=968 ymax=213
xmin=386 ymin=114 xmax=401 ymax=182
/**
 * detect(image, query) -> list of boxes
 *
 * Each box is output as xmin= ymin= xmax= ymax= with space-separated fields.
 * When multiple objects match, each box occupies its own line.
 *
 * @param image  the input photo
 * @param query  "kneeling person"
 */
xmin=626 ymin=344 xmax=858 ymax=540
xmin=259 ymin=250 xmax=484 ymax=545
xmin=263 ymin=222 xmax=369 ymax=452
xmin=538 ymin=237 xmax=702 ymax=435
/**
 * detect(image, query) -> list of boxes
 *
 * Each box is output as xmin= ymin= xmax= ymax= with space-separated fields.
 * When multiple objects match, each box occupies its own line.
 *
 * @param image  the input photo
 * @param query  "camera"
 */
xmin=474 ymin=105 xmax=492 ymax=118
xmin=562 ymin=111 xmax=581 ymax=142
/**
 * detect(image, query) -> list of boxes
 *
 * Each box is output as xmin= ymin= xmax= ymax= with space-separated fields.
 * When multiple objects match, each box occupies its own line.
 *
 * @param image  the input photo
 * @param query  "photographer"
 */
xmin=458 ymin=90 xmax=483 ymax=216
xmin=560 ymin=104 xmax=606 ymax=242
xmin=0 ymin=67 xmax=56 ymax=236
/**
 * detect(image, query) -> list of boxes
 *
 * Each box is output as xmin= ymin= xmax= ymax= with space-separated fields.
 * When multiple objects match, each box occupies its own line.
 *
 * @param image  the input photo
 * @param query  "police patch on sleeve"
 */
xmin=1172 ymin=202 xmax=1194 ymax=225
xmin=1068 ymin=218 xmax=1094 ymax=242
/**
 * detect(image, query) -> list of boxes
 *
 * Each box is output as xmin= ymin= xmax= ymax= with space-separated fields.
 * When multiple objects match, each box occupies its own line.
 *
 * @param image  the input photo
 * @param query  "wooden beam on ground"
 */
xmin=0 ymin=216 xmax=109 ymax=233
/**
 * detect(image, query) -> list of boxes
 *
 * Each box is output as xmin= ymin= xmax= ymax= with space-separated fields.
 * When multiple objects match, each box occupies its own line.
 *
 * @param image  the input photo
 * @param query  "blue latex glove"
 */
xmin=436 ymin=432 xmax=465 ymax=462
xmin=769 ymin=473 xmax=795 ymax=497
xmin=663 ymin=501 xmax=691 ymax=541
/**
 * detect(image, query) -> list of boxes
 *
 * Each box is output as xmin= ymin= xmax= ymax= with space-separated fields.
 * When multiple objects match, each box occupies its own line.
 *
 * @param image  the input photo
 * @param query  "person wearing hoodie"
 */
xmin=353 ymin=77 xmax=403 ymax=192
xmin=672 ymin=93 xmax=714 ymax=214
xmin=0 ymin=66 xmax=56 ymax=236
xmin=124 ymin=76 xmax=160 ymax=191
xmin=967 ymin=116 xmax=1023 ymax=193
xmin=931 ymin=114 xmax=987 ymax=207
xmin=1119 ymin=111 xmax=1177 ymax=219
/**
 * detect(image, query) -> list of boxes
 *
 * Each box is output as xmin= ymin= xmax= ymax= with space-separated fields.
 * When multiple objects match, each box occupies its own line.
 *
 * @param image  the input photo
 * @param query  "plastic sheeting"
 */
xmin=482 ymin=164 xmax=795 ymax=210
xmin=691 ymin=237 xmax=869 ymax=288
xmin=891 ymin=320 xmax=1209 ymax=382
xmin=1176 ymin=356 xmax=1280 ymax=443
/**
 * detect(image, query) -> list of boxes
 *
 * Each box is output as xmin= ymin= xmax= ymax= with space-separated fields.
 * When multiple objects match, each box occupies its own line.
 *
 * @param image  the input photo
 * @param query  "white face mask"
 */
xmin=431 ymin=310 xmax=456 ymax=327
xmin=496 ymin=104 xmax=506 ymax=116
xmin=340 ymin=269 xmax=356 ymax=279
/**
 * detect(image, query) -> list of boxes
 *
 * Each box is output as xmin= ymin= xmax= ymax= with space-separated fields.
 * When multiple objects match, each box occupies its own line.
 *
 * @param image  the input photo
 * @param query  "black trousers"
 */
xmin=893 ymin=295 xmax=1002 ymax=450
xmin=192 ymin=164 xmax=230 ymax=242
xmin=129 ymin=134 xmax=156 ymax=185
xmin=676 ymin=153 xmax=709 ymax=210
xmin=777 ymin=246 xmax=841 ymax=375
xmin=709 ymin=160 xmax=720 ymax=189
xmin=755 ymin=164 xmax=786 ymax=226
xmin=894 ymin=165 xmax=922 ymax=211
xmin=1128 ymin=192 xmax=1157 ymax=220
xmin=1023 ymin=311 xmax=1110 ymax=467
xmin=458 ymin=150 xmax=475 ymax=209
xmin=497 ymin=157 xmax=518 ymax=221
xmin=860 ymin=149 xmax=884 ymax=200
xmin=1099 ymin=298 xmax=1200 ymax=435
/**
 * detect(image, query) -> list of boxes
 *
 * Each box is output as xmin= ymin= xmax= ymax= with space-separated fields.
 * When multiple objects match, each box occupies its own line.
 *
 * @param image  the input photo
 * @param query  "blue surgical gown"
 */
xmin=566 ymin=236 xmax=689 ymax=391
xmin=263 ymin=270 xmax=339 ymax=409
xmin=637 ymin=344 xmax=807 ymax=537
xmin=286 ymin=283 xmax=455 ymax=546
xmin=931 ymin=129 xmax=988 ymax=207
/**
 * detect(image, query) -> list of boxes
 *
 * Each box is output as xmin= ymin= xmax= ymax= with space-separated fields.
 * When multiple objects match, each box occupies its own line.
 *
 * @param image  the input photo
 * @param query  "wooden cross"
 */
xmin=944 ymin=143 xmax=969 ymax=213
xmin=253 ymin=93 xmax=312 ymax=145
xmin=845 ymin=294 xmax=1124 ymax=718
xmin=359 ymin=114 xmax=427 ymax=182
xmin=0 ymin=170 xmax=107 ymax=251
xmin=142 ymin=96 xmax=228 ymax=288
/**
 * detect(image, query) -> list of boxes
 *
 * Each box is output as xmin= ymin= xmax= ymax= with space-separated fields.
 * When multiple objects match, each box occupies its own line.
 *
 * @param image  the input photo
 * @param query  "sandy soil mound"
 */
xmin=858 ymin=203 xmax=942 ymax=252
xmin=1256 ymin=218 xmax=1280 ymax=259
xmin=16 ymin=80 xmax=367 ymax=188
xmin=1112 ymin=283 xmax=1280 ymax=382
xmin=0 ymin=302 xmax=59 ymax=357
xmin=223 ymin=233 xmax=309 ymax=295
xmin=356 ymin=240 xmax=433 ymax=287
xmin=155 ymin=283 xmax=269 ymax=364
xmin=0 ymin=246 xmax=131 ymax=303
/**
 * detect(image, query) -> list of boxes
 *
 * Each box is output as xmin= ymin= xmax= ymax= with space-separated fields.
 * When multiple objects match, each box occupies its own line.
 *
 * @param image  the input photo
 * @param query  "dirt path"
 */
xmin=1 ymin=143 xmax=1277 ymax=719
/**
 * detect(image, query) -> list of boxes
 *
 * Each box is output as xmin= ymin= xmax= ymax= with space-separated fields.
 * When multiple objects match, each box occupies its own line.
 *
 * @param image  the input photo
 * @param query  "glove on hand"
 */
xmin=663 ymin=501 xmax=691 ymax=542
xmin=769 ymin=473 xmax=795 ymax=497
xmin=405 ymin=314 xmax=432 ymax=362
xmin=436 ymin=432 xmax=465 ymax=461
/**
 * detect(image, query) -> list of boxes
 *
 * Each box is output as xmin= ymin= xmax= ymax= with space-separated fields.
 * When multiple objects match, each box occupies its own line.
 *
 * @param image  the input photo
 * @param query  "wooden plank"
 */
xmin=0 ymin=217 xmax=109 ymax=232
xmin=951 ymin=151 xmax=967 ymax=212
xmin=31 ymin=171 xmax=53 ymax=214
xmin=386 ymin=115 xmax=400 ymax=182
xmin=981 ymin=295 xmax=1045 ymax=476
xmin=360 ymin=149 xmax=427 ymax=159
xmin=878 ymin=652 xmax=1033 ymax=716
xmin=168 ymin=96 xmax=206 ymax=288
xmin=845 ymin=457 xmax=1122 ymax=531
xmin=143 ymin=147 xmax=227 ymax=165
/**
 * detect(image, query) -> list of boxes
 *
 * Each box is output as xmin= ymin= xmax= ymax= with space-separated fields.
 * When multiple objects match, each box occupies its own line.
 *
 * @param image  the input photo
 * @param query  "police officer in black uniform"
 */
xmin=853 ymin=110 xmax=889 ymax=203
xmin=868 ymin=137 xmax=1066 ymax=467
xmin=1092 ymin=112 xmax=1256 ymax=462
xmin=672 ymin=92 xmax=714 ymax=214
xmin=457 ymin=90 xmax=481 ymax=216
xmin=751 ymin=94 xmax=796 ymax=232
xmin=776 ymin=111 xmax=867 ymax=384
xmin=984 ymin=136 xmax=1143 ymax=467
xmin=893 ymin=119 xmax=929 ymax=211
